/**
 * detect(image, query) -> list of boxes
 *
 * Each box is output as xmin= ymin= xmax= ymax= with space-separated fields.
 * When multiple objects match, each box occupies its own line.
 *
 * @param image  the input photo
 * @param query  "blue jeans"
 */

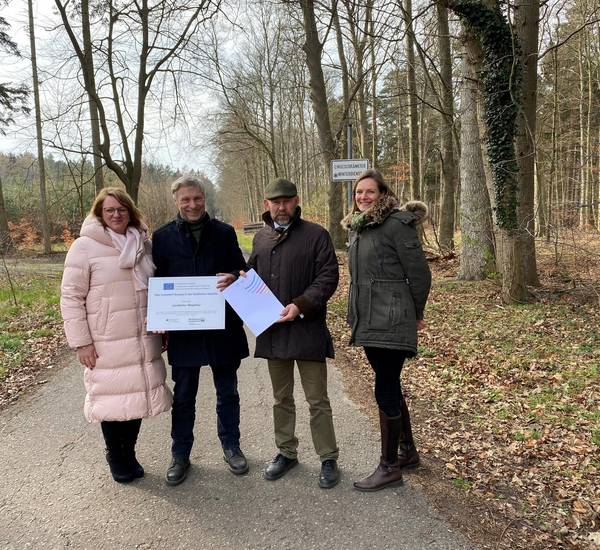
xmin=171 ymin=363 xmax=241 ymax=459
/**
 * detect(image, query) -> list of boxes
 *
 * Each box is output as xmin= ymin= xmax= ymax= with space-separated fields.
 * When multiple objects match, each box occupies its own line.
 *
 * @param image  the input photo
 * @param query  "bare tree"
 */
xmin=28 ymin=0 xmax=51 ymax=254
xmin=436 ymin=2 xmax=457 ymax=251
xmin=402 ymin=0 xmax=421 ymax=199
xmin=299 ymin=0 xmax=344 ymax=247
xmin=457 ymin=30 xmax=495 ymax=279
xmin=81 ymin=0 xmax=104 ymax=193
xmin=515 ymin=0 xmax=540 ymax=286
xmin=54 ymin=0 xmax=221 ymax=202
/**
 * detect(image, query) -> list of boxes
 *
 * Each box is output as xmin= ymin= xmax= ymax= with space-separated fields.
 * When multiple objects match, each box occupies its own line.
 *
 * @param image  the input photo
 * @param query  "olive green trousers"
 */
xmin=267 ymin=359 xmax=339 ymax=461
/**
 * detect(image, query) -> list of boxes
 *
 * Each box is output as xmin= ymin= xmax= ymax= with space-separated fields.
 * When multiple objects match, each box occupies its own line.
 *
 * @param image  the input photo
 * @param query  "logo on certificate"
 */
xmin=163 ymin=282 xmax=175 ymax=290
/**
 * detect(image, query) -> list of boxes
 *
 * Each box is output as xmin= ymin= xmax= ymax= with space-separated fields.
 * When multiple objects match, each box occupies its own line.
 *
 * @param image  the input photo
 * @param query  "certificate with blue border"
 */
xmin=147 ymin=276 xmax=225 ymax=331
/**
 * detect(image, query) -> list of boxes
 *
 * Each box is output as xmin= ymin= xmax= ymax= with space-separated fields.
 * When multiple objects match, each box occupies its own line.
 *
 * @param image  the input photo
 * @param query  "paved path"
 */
xmin=0 ymin=333 xmax=472 ymax=550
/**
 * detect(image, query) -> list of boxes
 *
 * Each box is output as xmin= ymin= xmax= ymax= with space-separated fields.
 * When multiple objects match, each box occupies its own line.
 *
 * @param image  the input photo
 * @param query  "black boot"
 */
xmin=102 ymin=422 xmax=134 ymax=483
xmin=122 ymin=419 xmax=144 ymax=479
xmin=353 ymin=410 xmax=403 ymax=492
xmin=398 ymin=400 xmax=420 ymax=469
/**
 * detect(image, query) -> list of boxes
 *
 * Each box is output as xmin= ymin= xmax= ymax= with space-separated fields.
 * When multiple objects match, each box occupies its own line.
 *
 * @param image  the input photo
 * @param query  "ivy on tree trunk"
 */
xmin=447 ymin=0 xmax=521 ymax=231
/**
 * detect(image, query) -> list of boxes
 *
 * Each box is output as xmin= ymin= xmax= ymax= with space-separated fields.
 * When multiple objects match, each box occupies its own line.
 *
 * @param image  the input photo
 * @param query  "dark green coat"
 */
xmin=344 ymin=198 xmax=431 ymax=356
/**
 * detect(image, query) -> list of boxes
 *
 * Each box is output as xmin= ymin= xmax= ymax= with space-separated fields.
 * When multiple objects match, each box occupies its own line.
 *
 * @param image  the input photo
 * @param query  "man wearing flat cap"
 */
xmin=248 ymin=178 xmax=340 ymax=488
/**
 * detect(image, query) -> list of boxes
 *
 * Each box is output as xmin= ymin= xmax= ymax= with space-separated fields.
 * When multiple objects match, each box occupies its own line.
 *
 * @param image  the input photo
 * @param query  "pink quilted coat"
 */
xmin=60 ymin=216 xmax=172 ymax=423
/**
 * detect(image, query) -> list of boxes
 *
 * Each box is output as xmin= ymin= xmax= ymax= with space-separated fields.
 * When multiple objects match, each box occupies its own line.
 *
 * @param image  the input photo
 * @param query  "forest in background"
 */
xmin=1 ymin=0 xmax=599 ymax=304
xmin=0 ymin=1 xmax=599 ymax=547
xmin=0 ymin=152 xmax=215 ymax=243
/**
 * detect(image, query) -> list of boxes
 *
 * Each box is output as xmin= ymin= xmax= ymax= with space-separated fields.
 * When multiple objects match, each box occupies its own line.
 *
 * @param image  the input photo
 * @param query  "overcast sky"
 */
xmin=0 ymin=1 xmax=218 ymax=179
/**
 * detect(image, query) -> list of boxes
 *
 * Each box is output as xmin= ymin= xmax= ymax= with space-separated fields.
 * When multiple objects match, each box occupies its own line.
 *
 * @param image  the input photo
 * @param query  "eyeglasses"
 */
xmin=103 ymin=207 xmax=129 ymax=216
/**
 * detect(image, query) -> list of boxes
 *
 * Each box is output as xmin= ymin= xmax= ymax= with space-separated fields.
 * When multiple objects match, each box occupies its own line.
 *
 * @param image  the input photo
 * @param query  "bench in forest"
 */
xmin=242 ymin=222 xmax=264 ymax=234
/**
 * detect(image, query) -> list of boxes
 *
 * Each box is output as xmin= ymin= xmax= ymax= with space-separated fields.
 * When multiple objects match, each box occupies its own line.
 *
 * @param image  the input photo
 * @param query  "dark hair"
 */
xmin=350 ymin=169 xmax=394 ymax=213
xmin=90 ymin=187 xmax=144 ymax=229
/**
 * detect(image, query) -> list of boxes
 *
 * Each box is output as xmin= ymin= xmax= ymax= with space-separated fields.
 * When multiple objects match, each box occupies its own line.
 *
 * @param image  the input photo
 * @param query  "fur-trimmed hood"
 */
xmin=341 ymin=194 xmax=428 ymax=231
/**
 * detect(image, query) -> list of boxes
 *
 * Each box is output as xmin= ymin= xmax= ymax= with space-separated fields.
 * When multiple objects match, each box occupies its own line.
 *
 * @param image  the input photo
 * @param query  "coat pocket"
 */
xmin=367 ymin=284 xmax=394 ymax=331
xmin=96 ymin=297 xmax=110 ymax=335
xmin=347 ymin=283 xmax=356 ymax=326
xmin=367 ymin=280 xmax=412 ymax=331
xmin=390 ymin=291 xmax=414 ymax=326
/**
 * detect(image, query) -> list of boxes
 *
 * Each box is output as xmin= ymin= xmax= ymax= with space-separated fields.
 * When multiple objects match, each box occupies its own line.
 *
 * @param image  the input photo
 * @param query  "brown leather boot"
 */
xmin=353 ymin=411 xmax=404 ymax=492
xmin=398 ymin=401 xmax=420 ymax=469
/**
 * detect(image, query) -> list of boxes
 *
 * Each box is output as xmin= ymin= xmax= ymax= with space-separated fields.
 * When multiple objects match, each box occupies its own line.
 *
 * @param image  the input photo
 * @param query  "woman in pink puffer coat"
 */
xmin=61 ymin=187 xmax=172 ymax=483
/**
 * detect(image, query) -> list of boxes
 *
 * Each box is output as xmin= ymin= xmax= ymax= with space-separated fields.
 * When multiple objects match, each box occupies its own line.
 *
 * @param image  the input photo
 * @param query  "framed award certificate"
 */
xmin=147 ymin=276 xmax=225 ymax=331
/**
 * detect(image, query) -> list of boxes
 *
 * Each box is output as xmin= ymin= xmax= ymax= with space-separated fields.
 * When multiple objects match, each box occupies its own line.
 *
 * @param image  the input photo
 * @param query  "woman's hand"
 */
xmin=416 ymin=319 xmax=426 ymax=332
xmin=77 ymin=344 xmax=98 ymax=369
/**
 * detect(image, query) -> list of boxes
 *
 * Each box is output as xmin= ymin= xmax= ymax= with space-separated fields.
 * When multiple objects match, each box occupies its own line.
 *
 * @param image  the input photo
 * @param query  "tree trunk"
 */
xmin=81 ymin=0 xmax=104 ymax=194
xmin=458 ymin=32 xmax=495 ymax=280
xmin=28 ymin=0 xmax=51 ymax=254
xmin=436 ymin=2 xmax=456 ymax=252
xmin=514 ymin=0 xmax=540 ymax=286
xmin=370 ymin=16 xmax=377 ymax=165
xmin=498 ymin=229 xmax=529 ymax=303
xmin=0 ymin=175 xmax=10 ymax=252
xmin=404 ymin=0 xmax=420 ymax=199
xmin=300 ymin=0 xmax=344 ymax=247
xmin=332 ymin=0 xmax=350 ymax=161
xmin=577 ymin=32 xmax=586 ymax=228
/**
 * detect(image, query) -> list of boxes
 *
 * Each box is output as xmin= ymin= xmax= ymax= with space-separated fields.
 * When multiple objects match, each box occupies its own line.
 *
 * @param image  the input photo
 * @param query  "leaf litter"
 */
xmin=329 ymin=234 xmax=600 ymax=550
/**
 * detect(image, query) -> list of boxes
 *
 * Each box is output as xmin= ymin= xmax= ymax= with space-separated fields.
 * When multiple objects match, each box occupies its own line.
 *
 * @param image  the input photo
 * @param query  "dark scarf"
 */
xmin=342 ymin=194 xmax=399 ymax=233
xmin=177 ymin=212 xmax=209 ymax=243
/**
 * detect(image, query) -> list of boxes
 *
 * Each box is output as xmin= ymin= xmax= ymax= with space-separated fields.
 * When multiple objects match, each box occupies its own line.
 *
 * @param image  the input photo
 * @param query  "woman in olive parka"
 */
xmin=342 ymin=169 xmax=431 ymax=492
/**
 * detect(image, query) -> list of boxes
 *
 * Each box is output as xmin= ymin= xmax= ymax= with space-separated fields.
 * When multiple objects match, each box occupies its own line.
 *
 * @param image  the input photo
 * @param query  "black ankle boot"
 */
xmin=122 ymin=443 xmax=144 ymax=479
xmin=102 ymin=420 xmax=136 ymax=483
xmin=121 ymin=419 xmax=144 ymax=479
xmin=105 ymin=446 xmax=135 ymax=483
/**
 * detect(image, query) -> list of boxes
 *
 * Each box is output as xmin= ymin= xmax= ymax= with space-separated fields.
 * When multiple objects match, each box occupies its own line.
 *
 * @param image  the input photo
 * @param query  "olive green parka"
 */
xmin=342 ymin=195 xmax=431 ymax=356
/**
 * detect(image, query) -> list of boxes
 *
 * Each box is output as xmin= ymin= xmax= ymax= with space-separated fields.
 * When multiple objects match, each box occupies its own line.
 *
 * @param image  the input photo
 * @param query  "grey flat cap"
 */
xmin=265 ymin=178 xmax=298 ymax=199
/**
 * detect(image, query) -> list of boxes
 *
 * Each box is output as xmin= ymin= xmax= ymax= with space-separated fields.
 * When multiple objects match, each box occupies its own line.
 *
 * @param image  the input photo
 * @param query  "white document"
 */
xmin=147 ymin=276 xmax=225 ymax=331
xmin=221 ymin=269 xmax=284 ymax=337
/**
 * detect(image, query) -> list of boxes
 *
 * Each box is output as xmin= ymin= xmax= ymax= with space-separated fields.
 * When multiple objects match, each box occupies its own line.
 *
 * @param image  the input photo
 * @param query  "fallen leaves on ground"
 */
xmin=0 ymin=271 xmax=65 ymax=410
xmin=329 ymin=232 xmax=600 ymax=550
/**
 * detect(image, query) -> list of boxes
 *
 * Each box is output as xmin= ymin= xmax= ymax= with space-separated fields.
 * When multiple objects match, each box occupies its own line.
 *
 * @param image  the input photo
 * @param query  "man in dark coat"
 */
xmin=152 ymin=175 xmax=249 ymax=486
xmin=247 ymin=178 xmax=340 ymax=489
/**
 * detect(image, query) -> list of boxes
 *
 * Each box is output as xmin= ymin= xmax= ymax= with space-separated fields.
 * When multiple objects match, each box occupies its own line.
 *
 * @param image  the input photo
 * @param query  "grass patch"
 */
xmin=235 ymin=231 xmax=254 ymax=254
xmin=451 ymin=477 xmax=473 ymax=490
xmin=0 ymin=270 xmax=62 ymax=383
xmin=328 ymin=297 xmax=348 ymax=317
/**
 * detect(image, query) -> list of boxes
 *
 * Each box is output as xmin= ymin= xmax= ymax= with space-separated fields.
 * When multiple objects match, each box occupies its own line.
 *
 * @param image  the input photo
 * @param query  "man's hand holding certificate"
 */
xmin=221 ymin=269 xmax=284 ymax=336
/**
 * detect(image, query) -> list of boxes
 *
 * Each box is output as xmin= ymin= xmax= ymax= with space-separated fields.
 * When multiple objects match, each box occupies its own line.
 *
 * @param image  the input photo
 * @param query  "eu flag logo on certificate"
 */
xmin=163 ymin=282 xmax=175 ymax=290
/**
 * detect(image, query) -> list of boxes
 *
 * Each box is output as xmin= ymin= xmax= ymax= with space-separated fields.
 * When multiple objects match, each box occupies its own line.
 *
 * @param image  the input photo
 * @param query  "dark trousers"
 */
xmin=171 ymin=363 xmax=241 ymax=459
xmin=101 ymin=419 xmax=142 ymax=448
xmin=363 ymin=347 xmax=409 ymax=417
